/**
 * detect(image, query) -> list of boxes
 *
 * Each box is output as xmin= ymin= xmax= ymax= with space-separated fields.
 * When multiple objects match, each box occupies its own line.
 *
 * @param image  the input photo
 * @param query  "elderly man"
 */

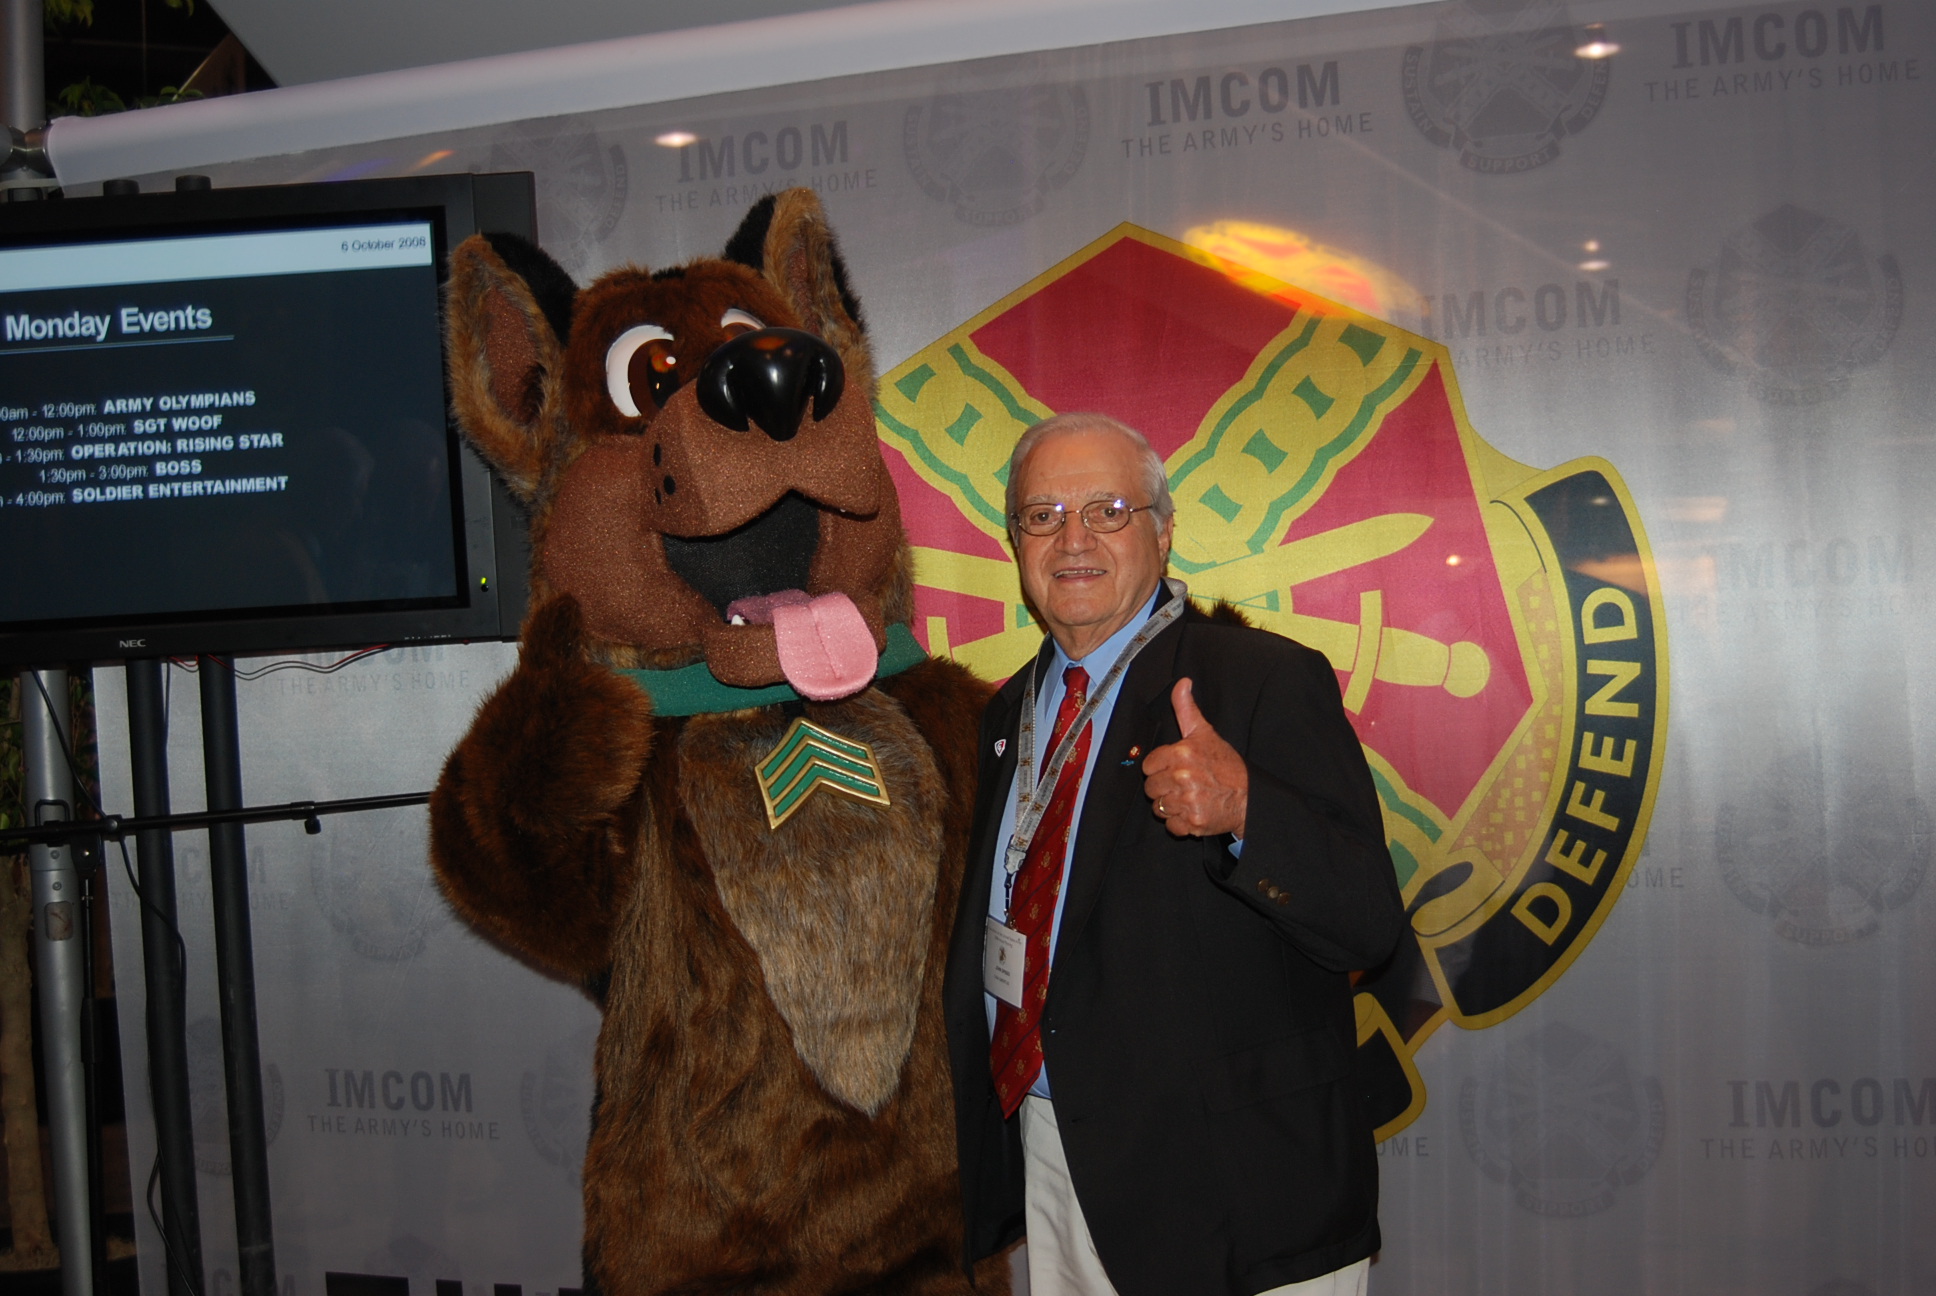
xmin=943 ymin=412 xmax=1404 ymax=1296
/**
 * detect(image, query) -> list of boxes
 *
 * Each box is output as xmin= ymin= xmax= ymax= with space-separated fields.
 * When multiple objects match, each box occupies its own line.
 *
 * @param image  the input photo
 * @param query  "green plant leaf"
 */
xmin=55 ymin=76 xmax=128 ymax=116
xmin=44 ymin=0 xmax=95 ymax=26
xmin=136 ymin=85 xmax=205 ymax=108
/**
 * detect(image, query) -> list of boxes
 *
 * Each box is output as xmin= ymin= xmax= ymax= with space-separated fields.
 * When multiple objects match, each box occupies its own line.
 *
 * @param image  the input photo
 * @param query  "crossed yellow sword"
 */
xmin=913 ymin=511 xmax=1490 ymax=709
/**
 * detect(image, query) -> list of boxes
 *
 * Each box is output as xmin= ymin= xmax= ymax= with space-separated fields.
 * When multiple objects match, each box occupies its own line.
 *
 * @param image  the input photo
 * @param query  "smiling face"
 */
xmin=1011 ymin=427 xmax=1174 ymax=661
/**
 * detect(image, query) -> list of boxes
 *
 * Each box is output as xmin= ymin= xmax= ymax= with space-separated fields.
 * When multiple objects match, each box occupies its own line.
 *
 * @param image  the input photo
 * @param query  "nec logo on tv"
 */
xmin=118 ymin=638 xmax=146 ymax=648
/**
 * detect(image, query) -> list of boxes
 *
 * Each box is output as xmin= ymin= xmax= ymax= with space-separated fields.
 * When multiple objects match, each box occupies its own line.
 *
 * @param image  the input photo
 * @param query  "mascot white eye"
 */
xmin=720 ymin=308 xmax=766 ymax=337
xmin=605 ymin=323 xmax=677 ymax=419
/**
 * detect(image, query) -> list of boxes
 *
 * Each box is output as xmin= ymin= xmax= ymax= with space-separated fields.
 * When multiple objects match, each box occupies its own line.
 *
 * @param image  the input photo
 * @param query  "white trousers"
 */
xmin=1020 ymin=1096 xmax=1371 ymax=1296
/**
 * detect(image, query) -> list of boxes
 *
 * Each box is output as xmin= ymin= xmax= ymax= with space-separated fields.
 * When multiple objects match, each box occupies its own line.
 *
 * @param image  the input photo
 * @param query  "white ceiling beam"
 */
xmin=48 ymin=0 xmax=1418 ymax=186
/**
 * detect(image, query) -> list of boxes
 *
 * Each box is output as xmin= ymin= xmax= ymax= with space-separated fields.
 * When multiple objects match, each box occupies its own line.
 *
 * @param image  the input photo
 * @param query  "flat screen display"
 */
xmin=2 ymin=216 xmax=458 ymax=621
xmin=0 ymin=173 xmax=535 ymax=667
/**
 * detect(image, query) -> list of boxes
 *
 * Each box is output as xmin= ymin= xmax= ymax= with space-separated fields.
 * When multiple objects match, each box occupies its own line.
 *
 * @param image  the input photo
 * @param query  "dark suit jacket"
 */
xmin=944 ymin=596 xmax=1405 ymax=1296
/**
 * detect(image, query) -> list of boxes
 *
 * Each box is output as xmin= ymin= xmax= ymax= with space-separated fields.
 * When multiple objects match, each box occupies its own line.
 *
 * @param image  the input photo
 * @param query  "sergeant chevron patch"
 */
xmin=757 ymin=718 xmax=893 ymax=829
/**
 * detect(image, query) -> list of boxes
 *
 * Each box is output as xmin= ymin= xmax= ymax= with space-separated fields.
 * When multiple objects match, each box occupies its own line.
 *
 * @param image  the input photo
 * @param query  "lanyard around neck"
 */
xmin=1003 ymin=578 xmax=1188 ymax=882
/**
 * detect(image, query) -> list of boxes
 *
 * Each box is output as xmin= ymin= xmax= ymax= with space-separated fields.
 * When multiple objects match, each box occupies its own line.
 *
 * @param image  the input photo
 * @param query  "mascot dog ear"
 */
xmin=723 ymin=190 xmax=872 ymax=385
xmin=445 ymin=233 xmax=577 ymax=504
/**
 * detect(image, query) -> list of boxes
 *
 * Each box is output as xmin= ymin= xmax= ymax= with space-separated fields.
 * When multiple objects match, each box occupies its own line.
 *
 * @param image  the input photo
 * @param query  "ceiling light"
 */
xmin=1575 ymin=25 xmax=1619 ymax=58
xmin=655 ymin=131 xmax=698 ymax=148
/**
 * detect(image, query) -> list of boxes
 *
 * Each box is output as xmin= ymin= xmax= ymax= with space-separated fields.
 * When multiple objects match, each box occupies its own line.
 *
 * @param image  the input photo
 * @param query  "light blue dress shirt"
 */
xmin=984 ymin=587 xmax=1162 ymax=1100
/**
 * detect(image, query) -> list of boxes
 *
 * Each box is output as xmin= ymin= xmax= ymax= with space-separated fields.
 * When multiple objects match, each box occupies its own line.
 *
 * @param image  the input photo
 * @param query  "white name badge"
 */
xmin=983 ymin=916 xmax=1026 ymax=1009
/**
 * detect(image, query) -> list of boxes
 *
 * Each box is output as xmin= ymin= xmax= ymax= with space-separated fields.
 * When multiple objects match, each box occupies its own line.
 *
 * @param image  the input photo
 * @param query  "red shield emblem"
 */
xmin=877 ymin=225 xmax=1668 ymax=1133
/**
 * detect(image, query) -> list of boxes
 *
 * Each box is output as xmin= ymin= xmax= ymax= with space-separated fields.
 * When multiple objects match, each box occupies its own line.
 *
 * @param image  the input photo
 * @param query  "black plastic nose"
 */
xmin=696 ymin=327 xmax=845 ymax=442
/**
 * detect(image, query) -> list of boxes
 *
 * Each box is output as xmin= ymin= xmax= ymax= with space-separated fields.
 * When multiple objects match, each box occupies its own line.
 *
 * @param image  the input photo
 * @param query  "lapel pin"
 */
xmin=994 ymin=739 xmax=1007 ymax=757
xmin=1128 ymin=745 xmax=1142 ymax=758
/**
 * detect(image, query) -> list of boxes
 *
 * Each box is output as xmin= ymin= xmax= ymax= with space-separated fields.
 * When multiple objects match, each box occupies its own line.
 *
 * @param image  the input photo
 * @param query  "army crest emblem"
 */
xmin=876 ymin=224 xmax=1668 ymax=1133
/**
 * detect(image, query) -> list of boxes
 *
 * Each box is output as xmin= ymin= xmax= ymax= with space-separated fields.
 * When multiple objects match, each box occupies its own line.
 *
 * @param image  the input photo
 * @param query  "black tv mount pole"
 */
xmin=126 ymin=660 xmax=204 ymax=1296
xmin=1 ymin=672 xmax=430 ymax=1296
xmin=0 ymin=784 xmax=433 ymax=848
xmin=198 ymin=660 xmax=275 ymax=1296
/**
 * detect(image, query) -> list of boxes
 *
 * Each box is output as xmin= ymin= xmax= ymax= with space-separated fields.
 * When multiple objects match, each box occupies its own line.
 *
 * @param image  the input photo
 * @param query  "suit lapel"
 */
xmin=1054 ymin=605 xmax=1190 ymax=957
xmin=952 ymin=643 xmax=1051 ymax=997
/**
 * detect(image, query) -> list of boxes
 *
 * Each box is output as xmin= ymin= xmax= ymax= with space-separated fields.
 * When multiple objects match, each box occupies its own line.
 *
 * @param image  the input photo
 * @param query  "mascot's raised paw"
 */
xmin=428 ymin=190 xmax=1002 ymax=1296
xmin=429 ymin=592 xmax=654 ymax=984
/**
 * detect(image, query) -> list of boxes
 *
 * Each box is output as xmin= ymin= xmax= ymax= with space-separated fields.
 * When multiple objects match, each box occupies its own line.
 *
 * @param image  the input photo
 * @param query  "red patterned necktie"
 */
xmin=990 ymin=664 xmax=1091 ymax=1118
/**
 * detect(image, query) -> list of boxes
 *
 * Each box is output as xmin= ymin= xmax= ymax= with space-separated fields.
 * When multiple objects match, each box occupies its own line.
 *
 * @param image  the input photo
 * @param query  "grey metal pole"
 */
xmin=20 ymin=668 xmax=94 ymax=1296
xmin=0 ymin=0 xmax=43 ymax=134
xmin=0 ymin=0 xmax=56 ymax=201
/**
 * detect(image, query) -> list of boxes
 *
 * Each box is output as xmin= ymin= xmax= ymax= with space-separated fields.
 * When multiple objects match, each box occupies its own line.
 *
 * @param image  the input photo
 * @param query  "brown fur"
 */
xmin=1207 ymin=600 xmax=1253 ymax=628
xmin=762 ymin=188 xmax=874 ymax=380
xmin=430 ymin=190 xmax=1006 ymax=1295
xmin=445 ymin=203 xmax=903 ymax=679
xmin=579 ymin=659 xmax=993 ymax=1296
xmin=679 ymin=690 xmax=942 ymax=1115
xmin=444 ymin=240 xmax=568 ymax=500
xmin=428 ymin=597 xmax=653 ymax=984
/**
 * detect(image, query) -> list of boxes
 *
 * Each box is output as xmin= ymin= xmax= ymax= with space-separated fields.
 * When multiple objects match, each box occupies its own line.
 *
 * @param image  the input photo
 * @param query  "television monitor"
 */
xmin=0 ymin=172 xmax=536 ymax=669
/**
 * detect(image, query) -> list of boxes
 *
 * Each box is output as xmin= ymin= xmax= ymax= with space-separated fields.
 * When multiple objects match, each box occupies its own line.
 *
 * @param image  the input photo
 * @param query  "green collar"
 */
xmin=617 ymin=622 xmax=927 ymax=717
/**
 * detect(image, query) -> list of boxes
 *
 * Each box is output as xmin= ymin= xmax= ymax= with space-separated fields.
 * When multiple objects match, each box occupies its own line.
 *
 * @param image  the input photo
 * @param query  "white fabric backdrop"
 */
xmin=93 ymin=1 xmax=1933 ymax=1293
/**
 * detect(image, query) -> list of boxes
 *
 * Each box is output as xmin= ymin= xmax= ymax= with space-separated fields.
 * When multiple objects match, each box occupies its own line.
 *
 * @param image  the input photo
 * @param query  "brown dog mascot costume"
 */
xmin=428 ymin=189 xmax=1001 ymax=1295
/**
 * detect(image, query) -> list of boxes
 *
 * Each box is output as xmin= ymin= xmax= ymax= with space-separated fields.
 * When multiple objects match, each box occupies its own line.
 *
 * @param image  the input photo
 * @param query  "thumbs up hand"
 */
xmin=1142 ymin=678 xmax=1249 ymax=839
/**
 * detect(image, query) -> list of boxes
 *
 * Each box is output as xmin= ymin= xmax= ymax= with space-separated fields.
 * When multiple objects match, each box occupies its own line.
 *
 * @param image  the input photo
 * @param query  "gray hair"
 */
xmin=1003 ymin=412 xmax=1175 ymax=543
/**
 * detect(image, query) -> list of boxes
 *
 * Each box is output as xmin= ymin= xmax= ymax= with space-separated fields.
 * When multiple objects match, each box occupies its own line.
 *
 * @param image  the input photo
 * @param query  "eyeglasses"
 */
xmin=1010 ymin=498 xmax=1154 ymax=537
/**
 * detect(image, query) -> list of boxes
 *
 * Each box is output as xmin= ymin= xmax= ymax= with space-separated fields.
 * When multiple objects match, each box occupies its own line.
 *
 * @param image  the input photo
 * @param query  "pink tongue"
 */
xmin=769 ymin=592 xmax=878 ymax=701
